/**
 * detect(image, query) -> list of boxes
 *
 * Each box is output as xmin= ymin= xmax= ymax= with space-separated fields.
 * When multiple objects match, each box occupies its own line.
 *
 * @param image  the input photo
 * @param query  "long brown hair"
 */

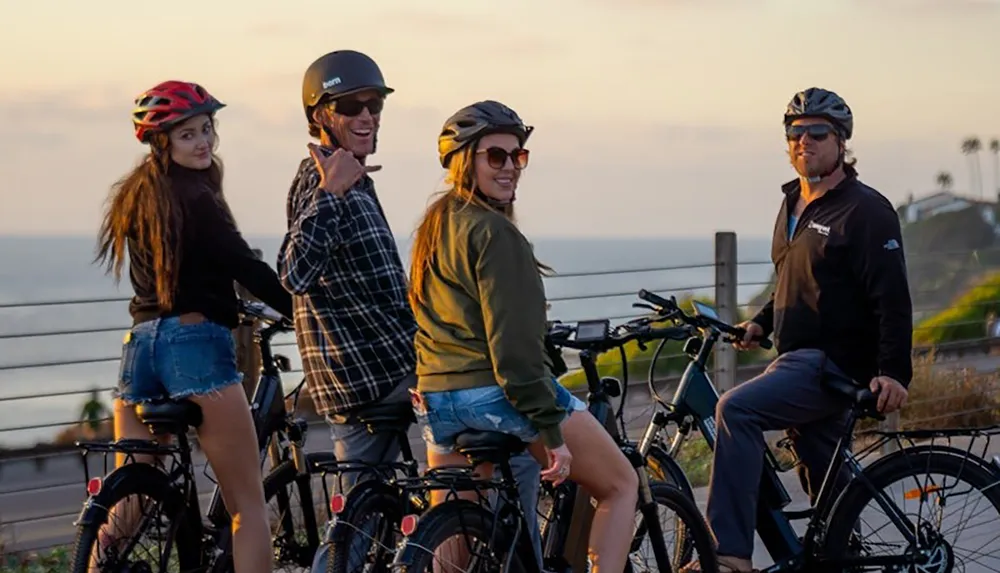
xmin=95 ymin=129 xmax=225 ymax=311
xmin=409 ymin=143 xmax=553 ymax=307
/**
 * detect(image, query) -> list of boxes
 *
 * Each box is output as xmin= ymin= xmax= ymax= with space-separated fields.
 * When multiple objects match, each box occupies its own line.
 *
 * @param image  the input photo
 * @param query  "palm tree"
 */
xmin=936 ymin=171 xmax=953 ymax=192
xmin=990 ymin=138 xmax=999 ymax=199
xmin=961 ymin=137 xmax=983 ymax=198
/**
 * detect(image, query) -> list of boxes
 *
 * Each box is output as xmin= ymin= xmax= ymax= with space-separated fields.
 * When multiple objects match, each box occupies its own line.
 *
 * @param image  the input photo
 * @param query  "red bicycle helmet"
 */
xmin=131 ymin=80 xmax=226 ymax=143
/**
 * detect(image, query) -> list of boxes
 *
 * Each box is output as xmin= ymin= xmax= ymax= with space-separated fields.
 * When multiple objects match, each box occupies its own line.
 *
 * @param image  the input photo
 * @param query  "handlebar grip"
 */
xmin=637 ymin=289 xmax=671 ymax=308
xmin=756 ymin=337 xmax=773 ymax=350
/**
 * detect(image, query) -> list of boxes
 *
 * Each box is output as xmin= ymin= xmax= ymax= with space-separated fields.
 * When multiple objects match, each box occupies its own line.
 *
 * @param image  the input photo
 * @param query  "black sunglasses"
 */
xmin=786 ymin=123 xmax=837 ymax=142
xmin=477 ymin=147 xmax=530 ymax=170
xmin=331 ymin=97 xmax=384 ymax=117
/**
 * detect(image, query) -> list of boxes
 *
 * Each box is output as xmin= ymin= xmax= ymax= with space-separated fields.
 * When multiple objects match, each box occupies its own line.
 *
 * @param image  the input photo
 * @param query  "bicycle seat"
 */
xmin=136 ymin=400 xmax=204 ymax=435
xmin=352 ymin=400 xmax=416 ymax=434
xmin=454 ymin=430 xmax=528 ymax=465
xmin=821 ymin=375 xmax=882 ymax=418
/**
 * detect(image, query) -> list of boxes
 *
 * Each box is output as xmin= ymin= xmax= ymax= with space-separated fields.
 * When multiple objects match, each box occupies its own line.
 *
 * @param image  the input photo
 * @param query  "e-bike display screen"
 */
xmin=575 ymin=319 xmax=609 ymax=342
xmin=692 ymin=300 xmax=721 ymax=321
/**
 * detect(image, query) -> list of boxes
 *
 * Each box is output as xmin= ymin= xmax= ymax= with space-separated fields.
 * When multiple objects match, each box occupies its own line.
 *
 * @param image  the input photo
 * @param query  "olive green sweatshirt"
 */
xmin=413 ymin=198 xmax=565 ymax=448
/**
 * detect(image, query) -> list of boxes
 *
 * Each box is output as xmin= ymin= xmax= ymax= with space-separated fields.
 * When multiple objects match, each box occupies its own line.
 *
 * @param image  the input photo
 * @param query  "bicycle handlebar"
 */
xmin=238 ymin=299 xmax=293 ymax=335
xmin=546 ymin=320 xmax=693 ymax=353
xmin=636 ymin=289 xmax=773 ymax=350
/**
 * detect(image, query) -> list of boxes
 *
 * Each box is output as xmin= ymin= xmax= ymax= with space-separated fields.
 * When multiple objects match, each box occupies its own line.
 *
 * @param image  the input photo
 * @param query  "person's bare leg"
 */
xmin=189 ymin=384 xmax=272 ymax=573
xmin=426 ymin=449 xmax=493 ymax=573
xmin=91 ymin=399 xmax=167 ymax=572
xmin=556 ymin=411 xmax=639 ymax=573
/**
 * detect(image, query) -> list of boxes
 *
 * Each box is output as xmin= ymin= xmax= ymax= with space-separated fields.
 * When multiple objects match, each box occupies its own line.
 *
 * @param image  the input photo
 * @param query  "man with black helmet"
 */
xmin=277 ymin=54 xmax=546 ymax=565
xmin=682 ymin=88 xmax=914 ymax=573
xmin=277 ymin=49 xmax=417 ymax=485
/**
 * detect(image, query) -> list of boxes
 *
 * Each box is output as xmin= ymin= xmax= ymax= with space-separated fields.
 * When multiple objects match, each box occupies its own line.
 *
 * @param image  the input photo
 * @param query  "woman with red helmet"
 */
xmin=86 ymin=80 xmax=292 ymax=573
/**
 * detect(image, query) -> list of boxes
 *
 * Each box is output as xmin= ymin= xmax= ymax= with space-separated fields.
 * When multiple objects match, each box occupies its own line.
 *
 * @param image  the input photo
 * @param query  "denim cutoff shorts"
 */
xmin=114 ymin=316 xmax=243 ymax=405
xmin=414 ymin=379 xmax=587 ymax=455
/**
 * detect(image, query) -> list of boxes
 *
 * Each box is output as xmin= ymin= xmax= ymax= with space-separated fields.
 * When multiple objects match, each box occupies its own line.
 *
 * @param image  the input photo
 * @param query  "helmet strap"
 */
xmin=806 ymin=147 xmax=844 ymax=184
xmin=473 ymin=188 xmax=515 ymax=209
xmin=319 ymin=115 xmax=375 ymax=164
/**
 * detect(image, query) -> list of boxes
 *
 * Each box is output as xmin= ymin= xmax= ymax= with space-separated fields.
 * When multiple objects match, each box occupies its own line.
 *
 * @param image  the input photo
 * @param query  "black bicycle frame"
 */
xmin=541 ymin=346 xmax=672 ymax=573
xmin=643 ymin=327 xmax=923 ymax=569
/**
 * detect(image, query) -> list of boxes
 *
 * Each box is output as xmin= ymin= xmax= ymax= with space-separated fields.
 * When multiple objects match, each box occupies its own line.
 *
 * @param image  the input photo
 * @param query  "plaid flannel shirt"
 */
xmin=277 ymin=158 xmax=416 ymax=417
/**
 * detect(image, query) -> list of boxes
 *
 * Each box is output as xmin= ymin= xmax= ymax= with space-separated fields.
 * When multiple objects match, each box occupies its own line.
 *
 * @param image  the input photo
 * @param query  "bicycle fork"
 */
xmin=623 ymin=445 xmax=674 ymax=572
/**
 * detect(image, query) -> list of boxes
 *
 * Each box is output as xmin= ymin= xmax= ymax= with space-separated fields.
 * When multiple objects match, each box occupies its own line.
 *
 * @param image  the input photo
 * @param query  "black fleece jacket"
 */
xmin=753 ymin=167 xmax=914 ymax=387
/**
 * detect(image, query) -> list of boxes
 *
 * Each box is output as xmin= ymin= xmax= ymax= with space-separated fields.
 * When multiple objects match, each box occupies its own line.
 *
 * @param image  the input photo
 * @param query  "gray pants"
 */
xmin=324 ymin=375 xmax=545 ymax=567
xmin=705 ymin=348 xmax=854 ymax=559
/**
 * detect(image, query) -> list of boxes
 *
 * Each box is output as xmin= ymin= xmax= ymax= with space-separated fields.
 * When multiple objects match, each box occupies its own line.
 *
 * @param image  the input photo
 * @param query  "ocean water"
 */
xmin=0 ymin=234 xmax=772 ymax=448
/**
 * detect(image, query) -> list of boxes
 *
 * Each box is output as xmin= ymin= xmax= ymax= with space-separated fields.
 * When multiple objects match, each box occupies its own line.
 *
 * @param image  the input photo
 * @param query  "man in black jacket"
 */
xmin=692 ymin=88 xmax=913 ymax=573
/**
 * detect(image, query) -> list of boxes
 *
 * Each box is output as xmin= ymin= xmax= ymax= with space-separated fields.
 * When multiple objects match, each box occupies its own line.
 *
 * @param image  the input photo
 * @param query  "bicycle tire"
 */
xmin=69 ymin=462 xmax=202 ymax=573
xmin=823 ymin=448 xmax=1000 ymax=570
xmin=631 ymin=481 xmax=718 ymax=573
xmin=391 ymin=499 xmax=532 ymax=573
xmin=327 ymin=481 xmax=406 ymax=573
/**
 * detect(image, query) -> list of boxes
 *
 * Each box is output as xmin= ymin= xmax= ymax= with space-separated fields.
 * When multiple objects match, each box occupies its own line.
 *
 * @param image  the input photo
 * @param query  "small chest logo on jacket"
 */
xmin=807 ymin=221 xmax=831 ymax=237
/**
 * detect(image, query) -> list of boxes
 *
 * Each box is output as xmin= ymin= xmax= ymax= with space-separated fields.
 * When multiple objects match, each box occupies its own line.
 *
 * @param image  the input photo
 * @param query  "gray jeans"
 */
xmin=322 ymin=375 xmax=545 ymax=568
xmin=705 ymin=348 xmax=854 ymax=559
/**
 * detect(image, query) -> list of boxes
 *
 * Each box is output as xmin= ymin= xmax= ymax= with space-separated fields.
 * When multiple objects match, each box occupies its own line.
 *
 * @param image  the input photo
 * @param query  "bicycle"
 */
xmin=319 ymin=316 xmax=702 ymax=573
xmin=69 ymin=299 xmax=332 ymax=572
xmin=388 ymin=316 xmax=721 ymax=573
xmin=629 ymin=288 xmax=1000 ymax=572
xmin=309 ymin=395 xmax=424 ymax=573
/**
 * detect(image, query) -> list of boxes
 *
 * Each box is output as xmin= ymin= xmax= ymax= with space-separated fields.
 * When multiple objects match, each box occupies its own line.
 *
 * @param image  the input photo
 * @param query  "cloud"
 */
xmin=0 ymin=86 xmax=973 ymax=239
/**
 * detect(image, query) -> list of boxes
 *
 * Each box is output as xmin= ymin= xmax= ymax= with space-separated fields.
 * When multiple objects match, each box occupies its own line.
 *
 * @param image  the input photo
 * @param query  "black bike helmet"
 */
xmin=783 ymin=87 xmax=854 ymax=140
xmin=438 ymin=100 xmax=534 ymax=168
xmin=301 ymin=50 xmax=393 ymax=122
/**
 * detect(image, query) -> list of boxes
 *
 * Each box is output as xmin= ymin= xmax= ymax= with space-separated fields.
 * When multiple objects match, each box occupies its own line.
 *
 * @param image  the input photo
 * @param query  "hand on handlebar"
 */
xmin=733 ymin=320 xmax=764 ymax=351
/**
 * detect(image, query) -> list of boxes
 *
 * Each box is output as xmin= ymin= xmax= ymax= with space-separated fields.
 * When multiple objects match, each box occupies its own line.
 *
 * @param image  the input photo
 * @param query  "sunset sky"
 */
xmin=2 ymin=0 xmax=998 ymax=238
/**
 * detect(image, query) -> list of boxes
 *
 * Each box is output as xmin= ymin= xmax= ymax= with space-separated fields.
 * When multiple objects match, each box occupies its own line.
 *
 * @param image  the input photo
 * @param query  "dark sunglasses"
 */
xmin=477 ymin=147 xmax=530 ymax=170
xmin=786 ymin=123 xmax=837 ymax=142
xmin=331 ymin=97 xmax=384 ymax=117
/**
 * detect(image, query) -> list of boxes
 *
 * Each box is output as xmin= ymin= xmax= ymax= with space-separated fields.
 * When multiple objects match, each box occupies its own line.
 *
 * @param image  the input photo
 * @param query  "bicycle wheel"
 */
xmin=327 ymin=481 xmax=407 ymax=573
xmin=823 ymin=447 xmax=1000 ymax=572
xmin=265 ymin=453 xmax=331 ymax=570
xmin=392 ymin=499 xmax=532 ymax=573
xmin=69 ymin=463 xmax=202 ymax=573
xmin=629 ymin=481 xmax=718 ymax=573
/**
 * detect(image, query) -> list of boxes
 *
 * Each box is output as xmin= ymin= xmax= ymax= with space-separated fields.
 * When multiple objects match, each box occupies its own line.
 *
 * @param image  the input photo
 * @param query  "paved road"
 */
xmin=2 ymin=352 xmax=999 ymax=567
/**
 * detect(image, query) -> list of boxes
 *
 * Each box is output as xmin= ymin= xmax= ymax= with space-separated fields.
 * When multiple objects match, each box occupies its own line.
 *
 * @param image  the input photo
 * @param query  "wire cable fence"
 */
xmin=1 ymin=233 xmax=999 ymax=554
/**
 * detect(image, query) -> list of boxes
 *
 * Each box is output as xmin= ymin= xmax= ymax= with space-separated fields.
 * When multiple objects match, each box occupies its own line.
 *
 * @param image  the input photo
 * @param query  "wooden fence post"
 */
xmin=234 ymin=248 xmax=264 ymax=400
xmin=714 ymin=232 xmax=739 ymax=393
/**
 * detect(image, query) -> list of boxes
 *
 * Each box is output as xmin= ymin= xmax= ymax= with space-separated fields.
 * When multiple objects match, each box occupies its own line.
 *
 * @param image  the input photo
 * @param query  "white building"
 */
xmin=900 ymin=191 xmax=999 ymax=231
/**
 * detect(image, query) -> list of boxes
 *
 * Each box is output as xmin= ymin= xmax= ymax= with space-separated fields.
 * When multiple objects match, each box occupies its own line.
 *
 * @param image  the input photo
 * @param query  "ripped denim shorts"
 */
xmin=114 ymin=316 xmax=243 ymax=405
xmin=413 ymin=380 xmax=587 ymax=455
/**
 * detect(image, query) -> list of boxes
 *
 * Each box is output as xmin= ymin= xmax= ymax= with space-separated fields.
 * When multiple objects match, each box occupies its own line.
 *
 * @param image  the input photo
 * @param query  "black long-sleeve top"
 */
xmin=127 ymin=162 xmax=292 ymax=328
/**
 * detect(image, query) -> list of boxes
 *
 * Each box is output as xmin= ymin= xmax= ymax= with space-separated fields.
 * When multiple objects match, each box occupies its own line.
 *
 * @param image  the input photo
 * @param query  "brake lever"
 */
xmin=631 ymin=302 xmax=659 ymax=313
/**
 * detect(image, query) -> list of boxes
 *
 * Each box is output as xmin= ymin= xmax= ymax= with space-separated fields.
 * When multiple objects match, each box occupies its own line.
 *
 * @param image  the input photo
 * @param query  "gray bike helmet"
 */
xmin=302 ymin=50 xmax=393 ymax=122
xmin=438 ymin=100 xmax=534 ymax=168
xmin=783 ymin=87 xmax=854 ymax=140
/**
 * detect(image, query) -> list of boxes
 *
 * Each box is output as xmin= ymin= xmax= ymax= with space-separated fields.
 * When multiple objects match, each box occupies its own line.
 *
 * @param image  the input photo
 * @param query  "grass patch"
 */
xmin=914 ymin=271 xmax=1000 ymax=345
xmin=0 ymin=547 xmax=70 ymax=573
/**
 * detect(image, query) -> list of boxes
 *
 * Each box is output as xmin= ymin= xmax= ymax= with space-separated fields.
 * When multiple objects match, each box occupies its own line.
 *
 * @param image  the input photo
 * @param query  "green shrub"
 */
xmin=913 ymin=271 xmax=1000 ymax=345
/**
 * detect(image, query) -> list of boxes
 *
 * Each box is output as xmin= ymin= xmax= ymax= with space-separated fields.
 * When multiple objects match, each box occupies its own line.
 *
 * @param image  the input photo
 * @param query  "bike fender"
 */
xmin=647 ymin=445 xmax=697 ymax=501
xmin=74 ymin=463 xmax=180 ymax=528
